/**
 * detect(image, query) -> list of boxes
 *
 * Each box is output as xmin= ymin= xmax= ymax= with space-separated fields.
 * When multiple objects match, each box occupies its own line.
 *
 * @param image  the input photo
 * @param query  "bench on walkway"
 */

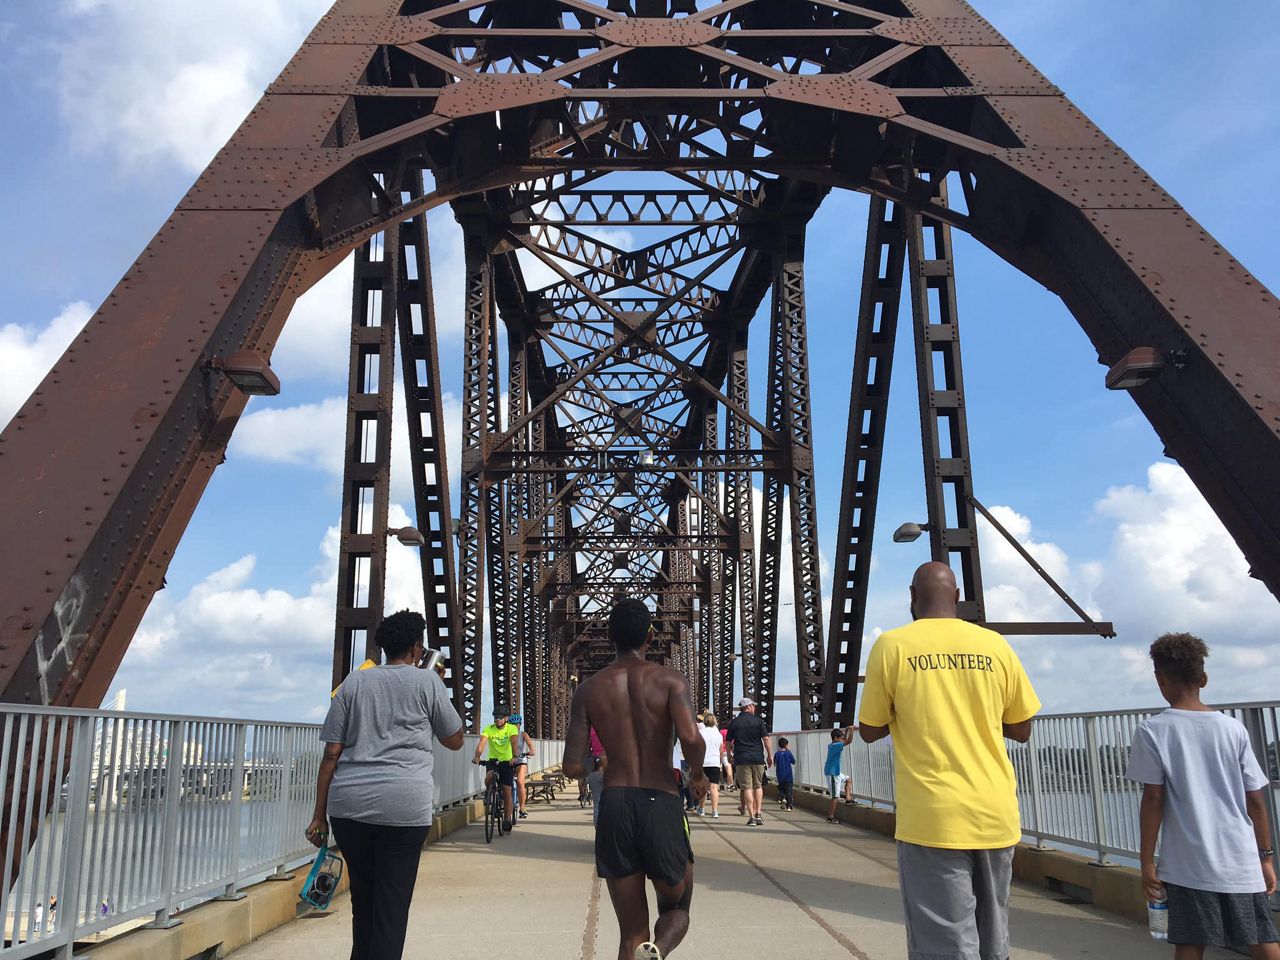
xmin=526 ymin=778 xmax=560 ymax=805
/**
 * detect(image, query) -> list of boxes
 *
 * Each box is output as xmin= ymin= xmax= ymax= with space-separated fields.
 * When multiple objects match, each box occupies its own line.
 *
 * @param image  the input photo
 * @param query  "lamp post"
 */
xmin=205 ymin=351 xmax=281 ymax=397
xmin=891 ymin=521 xmax=930 ymax=544
xmin=387 ymin=526 xmax=426 ymax=548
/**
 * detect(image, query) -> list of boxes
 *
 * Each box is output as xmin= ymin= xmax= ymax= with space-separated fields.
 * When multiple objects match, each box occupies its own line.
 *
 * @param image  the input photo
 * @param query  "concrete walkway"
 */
xmin=229 ymin=798 xmax=1234 ymax=960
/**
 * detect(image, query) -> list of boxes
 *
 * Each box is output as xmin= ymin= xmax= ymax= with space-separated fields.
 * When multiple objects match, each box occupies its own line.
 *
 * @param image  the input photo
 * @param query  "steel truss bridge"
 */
xmin=2 ymin=0 xmax=1278 ymax=738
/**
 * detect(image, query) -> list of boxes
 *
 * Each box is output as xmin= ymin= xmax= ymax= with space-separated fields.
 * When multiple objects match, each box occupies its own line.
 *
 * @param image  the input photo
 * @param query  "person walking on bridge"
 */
xmin=1127 ymin=633 xmax=1279 ymax=959
xmin=473 ymin=707 xmax=521 ymax=831
xmin=310 ymin=610 xmax=466 ymax=960
xmin=858 ymin=562 xmax=1040 ymax=960
xmin=564 ymin=599 xmax=708 ymax=960
xmin=726 ymin=697 xmax=771 ymax=826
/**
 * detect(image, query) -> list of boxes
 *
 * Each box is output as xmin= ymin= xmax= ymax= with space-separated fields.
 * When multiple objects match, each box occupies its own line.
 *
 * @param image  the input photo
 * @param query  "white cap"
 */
xmin=737 ymin=697 xmax=755 ymax=708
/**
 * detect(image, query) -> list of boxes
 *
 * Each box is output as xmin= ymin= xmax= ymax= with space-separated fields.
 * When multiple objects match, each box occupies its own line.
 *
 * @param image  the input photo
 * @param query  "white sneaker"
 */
xmin=635 ymin=942 xmax=662 ymax=959
xmin=712 ymin=811 xmax=720 ymax=819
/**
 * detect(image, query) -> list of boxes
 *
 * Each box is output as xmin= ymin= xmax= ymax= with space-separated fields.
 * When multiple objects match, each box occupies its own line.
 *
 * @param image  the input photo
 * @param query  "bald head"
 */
xmin=910 ymin=561 xmax=959 ymax=619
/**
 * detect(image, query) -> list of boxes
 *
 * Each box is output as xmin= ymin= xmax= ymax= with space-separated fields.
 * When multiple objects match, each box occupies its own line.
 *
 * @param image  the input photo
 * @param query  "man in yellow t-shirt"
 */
xmin=858 ymin=562 xmax=1040 ymax=960
xmin=473 ymin=708 xmax=521 ymax=829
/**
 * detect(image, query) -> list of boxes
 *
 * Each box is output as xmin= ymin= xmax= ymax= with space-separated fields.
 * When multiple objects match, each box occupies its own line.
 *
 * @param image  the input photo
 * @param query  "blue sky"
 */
xmin=2 ymin=0 xmax=1278 ymax=726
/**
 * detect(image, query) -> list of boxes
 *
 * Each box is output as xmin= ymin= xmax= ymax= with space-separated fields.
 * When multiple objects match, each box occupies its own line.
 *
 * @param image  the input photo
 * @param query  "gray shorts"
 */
xmin=897 ymin=842 xmax=1014 ymax=960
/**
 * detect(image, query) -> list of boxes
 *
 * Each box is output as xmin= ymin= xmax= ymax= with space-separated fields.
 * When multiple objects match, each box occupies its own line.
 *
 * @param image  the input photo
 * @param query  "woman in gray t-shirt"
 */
xmin=307 ymin=610 xmax=464 ymax=959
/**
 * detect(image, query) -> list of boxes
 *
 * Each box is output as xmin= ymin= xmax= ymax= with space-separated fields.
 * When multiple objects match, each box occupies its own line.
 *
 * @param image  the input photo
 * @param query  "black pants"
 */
xmin=777 ymin=780 xmax=794 ymax=807
xmin=330 ymin=817 xmax=430 ymax=960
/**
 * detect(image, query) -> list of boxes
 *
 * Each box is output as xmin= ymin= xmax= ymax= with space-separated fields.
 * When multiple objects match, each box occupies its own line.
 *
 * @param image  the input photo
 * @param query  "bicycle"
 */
xmin=479 ymin=760 xmax=514 ymax=843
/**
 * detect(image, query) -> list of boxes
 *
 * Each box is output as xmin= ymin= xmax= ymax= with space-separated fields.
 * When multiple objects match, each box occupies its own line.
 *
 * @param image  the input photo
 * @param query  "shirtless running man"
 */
xmin=564 ymin=599 xmax=708 ymax=960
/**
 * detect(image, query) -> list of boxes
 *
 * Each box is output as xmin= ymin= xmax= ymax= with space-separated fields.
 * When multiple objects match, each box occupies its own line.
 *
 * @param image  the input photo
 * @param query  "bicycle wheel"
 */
xmin=484 ymin=783 xmax=496 ymax=843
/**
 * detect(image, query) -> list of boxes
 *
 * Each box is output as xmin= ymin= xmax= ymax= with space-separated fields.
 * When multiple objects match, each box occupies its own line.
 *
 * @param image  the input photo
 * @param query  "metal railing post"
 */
xmin=269 ymin=726 xmax=298 ymax=880
xmin=862 ymin=741 xmax=873 ymax=805
xmin=56 ymin=717 xmax=94 ymax=959
xmin=1025 ymin=723 xmax=1047 ymax=849
xmin=1084 ymin=716 xmax=1110 ymax=865
xmin=218 ymin=724 xmax=248 ymax=900
xmin=148 ymin=720 xmax=187 ymax=928
xmin=1241 ymin=706 xmax=1279 ymax=905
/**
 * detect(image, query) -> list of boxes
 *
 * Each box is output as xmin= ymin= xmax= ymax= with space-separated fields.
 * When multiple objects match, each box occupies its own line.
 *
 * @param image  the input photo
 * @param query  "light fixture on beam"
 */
xmin=1105 ymin=346 xmax=1165 ymax=391
xmin=388 ymin=526 xmax=426 ymax=548
xmin=892 ymin=521 xmax=930 ymax=544
xmin=207 ymin=350 xmax=281 ymax=397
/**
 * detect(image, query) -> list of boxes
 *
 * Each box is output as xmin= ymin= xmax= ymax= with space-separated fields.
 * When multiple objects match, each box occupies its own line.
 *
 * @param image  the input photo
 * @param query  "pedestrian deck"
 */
xmin=228 ymin=798 xmax=1233 ymax=960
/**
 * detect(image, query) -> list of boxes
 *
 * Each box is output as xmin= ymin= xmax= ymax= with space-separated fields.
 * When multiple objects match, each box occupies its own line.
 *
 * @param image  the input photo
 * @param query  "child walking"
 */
xmin=774 ymin=738 xmax=797 ymax=810
xmin=825 ymin=727 xmax=855 ymax=823
xmin=1126 ymin=633 xmax=1279 ymax=960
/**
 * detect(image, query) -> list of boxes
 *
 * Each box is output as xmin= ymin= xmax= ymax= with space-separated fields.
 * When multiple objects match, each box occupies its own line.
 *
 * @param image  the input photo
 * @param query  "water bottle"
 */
xmin=1148 ymin=898 xmax=1168 ymax=940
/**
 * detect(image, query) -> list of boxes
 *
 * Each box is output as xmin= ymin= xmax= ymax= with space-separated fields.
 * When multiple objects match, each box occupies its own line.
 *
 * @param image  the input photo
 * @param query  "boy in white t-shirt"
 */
xmin=1126 ymin=633 xmax=1279 ymax=959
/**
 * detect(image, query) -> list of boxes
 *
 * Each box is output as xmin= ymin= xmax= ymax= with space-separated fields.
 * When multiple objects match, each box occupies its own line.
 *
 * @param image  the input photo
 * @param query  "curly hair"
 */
xmin=1149 ymin=632 xmax=1209 ymax=686
xmin=609 ymin=598 xmax=652 ymax=651
xmin=375 ymin=610 xmax=426 ymax=659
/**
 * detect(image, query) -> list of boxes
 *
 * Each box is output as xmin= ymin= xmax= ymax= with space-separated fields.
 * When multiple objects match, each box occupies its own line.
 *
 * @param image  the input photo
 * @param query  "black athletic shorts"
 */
xmin=485 ymin=760 xmax=515 ymax=787
xmin=595 ymin=788 xmax=693 ymax=886
xmin=702 ymin=766 xmax=722 ymax=785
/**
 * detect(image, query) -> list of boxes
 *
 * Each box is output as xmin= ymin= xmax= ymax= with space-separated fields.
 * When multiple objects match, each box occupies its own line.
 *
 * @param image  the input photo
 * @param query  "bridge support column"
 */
xmin=759 ymin=234 xmax=826 ymax=729
xmin=824 ymin=196 xmax=909 ymax=727
xmin=457 ymin=242 xmax=494 ymax=731
xmin=907 ymin=181 xmax=986 ymax=621
xmin=393 ymin=191 xmax=461 ymax=708
xmin=332 ymin=199 xmax=399 ymax=686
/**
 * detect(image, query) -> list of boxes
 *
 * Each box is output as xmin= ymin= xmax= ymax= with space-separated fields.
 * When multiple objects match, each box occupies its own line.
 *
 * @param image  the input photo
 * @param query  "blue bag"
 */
xmin=299 ymin=844 xmax=344 ymax=910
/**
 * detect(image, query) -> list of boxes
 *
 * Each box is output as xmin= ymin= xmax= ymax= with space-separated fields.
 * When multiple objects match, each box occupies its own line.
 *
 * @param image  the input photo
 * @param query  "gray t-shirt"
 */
xmin=1125 ymin=709 xmax=1270 ymax=893
xmin=320 ymin=664 xmax=463 ymax=827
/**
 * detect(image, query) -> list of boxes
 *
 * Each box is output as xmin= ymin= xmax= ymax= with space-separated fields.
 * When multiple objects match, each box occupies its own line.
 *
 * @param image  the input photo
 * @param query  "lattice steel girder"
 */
xmin=394 ymin=204 xmax=461 ymax=699
xmin=2 ymin=0 xmax=1278 ymax=714
xmin=456 ymin=241 xmax=493 ymax=731
xmin=759 ymin=237 xmax=826 ymax=730
xmin=823 ymin=195 xmax=908 ymax=728
xmin=331 ymin=214 xmax=398 ymax=687
xmin=907 ymin=185 xmax=986 ymax=621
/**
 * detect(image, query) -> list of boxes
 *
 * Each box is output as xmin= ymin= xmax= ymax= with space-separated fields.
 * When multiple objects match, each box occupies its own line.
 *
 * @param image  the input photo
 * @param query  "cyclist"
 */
xmin=509 ymin=713 xmax=537 ymax=819
xmin=473 ymin=707 xmax=520 ymax=831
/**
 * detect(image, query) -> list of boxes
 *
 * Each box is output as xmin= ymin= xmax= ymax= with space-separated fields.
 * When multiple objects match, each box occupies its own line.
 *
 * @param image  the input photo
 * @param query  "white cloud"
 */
xmin=979 ymin=504 xmax=1103 ymax=625
xmin=119 ymin=503 xmax=426 ymax=720
xmin=271 ymin=255 xmax=355 ymax=385
xmin=269 ymin=211 xmax=469 ymax=387
xmin=957 ymin=462 xmax=1280 ymax=711
xmin=230 ymin=396 xmax=346 ymax=477
xmin=1092 ymin=462 xmax=1279 ymax=641
xmin=56 ymin=0 xmax=331 ymax=174
xmin=0 ymin=301 xmax=92 ymax=428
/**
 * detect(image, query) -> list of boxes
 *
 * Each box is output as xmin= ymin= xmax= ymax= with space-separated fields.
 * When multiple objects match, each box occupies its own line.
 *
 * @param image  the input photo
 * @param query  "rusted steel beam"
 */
xmin=906 ymin=183 xmax=987 ymax=623
xmin=823 ymin=195 xmax=908 ymax=728
xmin=394 ymin=199 xmax=461 ymax=697
xmin=332 ymin=207 xmax=399 ymax=686
xmin=0 ymin=0 xmax=1274 ymax=739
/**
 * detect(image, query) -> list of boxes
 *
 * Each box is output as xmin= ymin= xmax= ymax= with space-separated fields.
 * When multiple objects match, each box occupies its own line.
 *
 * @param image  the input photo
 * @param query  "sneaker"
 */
xmin=694 ymin=808 xmax=703 ymax=817
xmin=503 ymin=820 xmax=514 ymax=832
xmin=635 ymin=942 xmax=662 ymax=960
xmin=712 ymin=811 xmax=720 ymax=819
xmin=518 ymin=809 xmax=528 ymax=819
xmin=826 ymin=816 xmax=838 ymax=823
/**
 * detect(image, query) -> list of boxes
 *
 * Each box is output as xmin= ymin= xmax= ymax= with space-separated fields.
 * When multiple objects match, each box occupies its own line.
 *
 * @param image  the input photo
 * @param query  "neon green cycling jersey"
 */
xmin=482 ymin=722 xmax=520 ymax=761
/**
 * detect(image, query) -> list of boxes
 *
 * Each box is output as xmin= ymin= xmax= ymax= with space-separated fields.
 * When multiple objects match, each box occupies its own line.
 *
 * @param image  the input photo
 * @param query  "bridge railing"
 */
xmin=0 ymin=703 xmax=562 ymax=960
xmin=774 ymin=700 xmax=1280 ymax=865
